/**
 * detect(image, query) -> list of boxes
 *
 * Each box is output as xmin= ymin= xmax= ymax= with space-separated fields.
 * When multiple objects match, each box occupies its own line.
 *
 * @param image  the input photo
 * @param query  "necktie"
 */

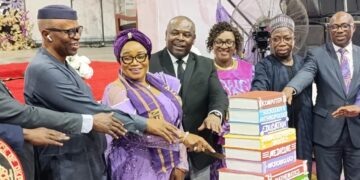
xmin=0 ymin=80 xmax=14 ymax=97
xmin=339 ymin=48 xmax=351 ymax=93
xmin=176 ymin=59 xmax=185 ymax=83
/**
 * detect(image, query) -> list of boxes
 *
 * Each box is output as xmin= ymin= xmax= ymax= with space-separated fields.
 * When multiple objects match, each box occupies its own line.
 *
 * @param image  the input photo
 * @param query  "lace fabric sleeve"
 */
xmin=102 ymin=82 xmax=128 ymax=107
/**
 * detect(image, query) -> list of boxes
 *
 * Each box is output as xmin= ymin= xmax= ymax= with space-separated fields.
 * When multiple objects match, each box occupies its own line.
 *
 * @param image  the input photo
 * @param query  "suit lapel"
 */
xmin=326 ymin=43 xmax=347 ymax=96
xmin=181 ymin=53 xmax=195 ymax=99
xmin=0 ymin=80 xmax=14 ymax=98
xmin=160 ymin=49 xmax=176 ymax=76
xmin=349 ymin=46 xmax=360 ymax=97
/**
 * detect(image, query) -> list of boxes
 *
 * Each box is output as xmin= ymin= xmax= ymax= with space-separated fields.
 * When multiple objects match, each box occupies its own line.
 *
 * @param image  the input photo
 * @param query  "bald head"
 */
xmin=330 ymin=11 xmax=354 ymax=24
xmin=329 ymin=11 xmax=355 ymax=48
xmin=167 ymin=16 xmax=196 ymax=34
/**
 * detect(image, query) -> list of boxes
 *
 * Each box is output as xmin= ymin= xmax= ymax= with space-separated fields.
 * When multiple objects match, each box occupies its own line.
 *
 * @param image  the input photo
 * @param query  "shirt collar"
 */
xmin=167 ymin=49 xmax=190 ymax=64
xmin=333 ymin=41 xmax=353 ymax=53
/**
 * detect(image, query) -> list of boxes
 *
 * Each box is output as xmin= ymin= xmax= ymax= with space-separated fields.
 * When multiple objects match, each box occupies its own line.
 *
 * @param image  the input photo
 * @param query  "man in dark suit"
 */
xmin=283 ymin=11 xmax=360 ymax=180
xmin=0 ymin=123 xmax=71 ymax=180
xmin=0 ymin=124 xmax=28 ymax=153
xmin=150 ymin=16 xmax=229 ymax=180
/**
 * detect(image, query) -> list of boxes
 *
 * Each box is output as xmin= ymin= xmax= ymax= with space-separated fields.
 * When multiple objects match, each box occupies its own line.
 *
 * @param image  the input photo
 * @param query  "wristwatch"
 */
xmin=210 ymin=111 xmax=222 ymax=119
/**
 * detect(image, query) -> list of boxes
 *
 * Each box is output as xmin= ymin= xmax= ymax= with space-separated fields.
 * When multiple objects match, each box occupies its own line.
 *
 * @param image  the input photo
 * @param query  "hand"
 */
xmin=282 ymin=87 xmax=295 ymax=105
xmin=146 ymin=118 xmax=179 ymax=144
xmin=23 ymin=128 xmax=70 ymax=146
xmin=332 ymin=105 xmax=360 ymax=118
xmin=170 ymin=168 xmax=186 ymax=180
xmin=93 ymin=112 xmax=127 ymax=139
xmin=182 ymin=133 xmax=215 ymax=153
xmin=197 ymin=114 xmax=221 ymax=134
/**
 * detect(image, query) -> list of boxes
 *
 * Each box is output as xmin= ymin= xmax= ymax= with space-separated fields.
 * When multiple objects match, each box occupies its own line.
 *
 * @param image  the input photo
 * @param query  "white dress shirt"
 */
xmin=167 ymin=49 xmax=189 ymax=78
xmin=81 ymin=114 xmax=93 ymax=133
xmin=166 ymin=50 xmax=223 ymax=119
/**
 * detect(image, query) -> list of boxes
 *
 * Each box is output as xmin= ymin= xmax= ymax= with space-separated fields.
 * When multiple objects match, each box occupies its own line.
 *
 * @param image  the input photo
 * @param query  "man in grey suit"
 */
xmin=150 ymin=16 xmax=229 ymax=180
xmin=24 ymin=5 xmax=179 ymax=180
xmin=283 ymin=11 xmax=360 ymax=180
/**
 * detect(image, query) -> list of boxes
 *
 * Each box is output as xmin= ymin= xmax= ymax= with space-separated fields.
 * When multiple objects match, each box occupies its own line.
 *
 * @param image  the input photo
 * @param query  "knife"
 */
xmin=203 ymin=150 xmax=225 ymax=159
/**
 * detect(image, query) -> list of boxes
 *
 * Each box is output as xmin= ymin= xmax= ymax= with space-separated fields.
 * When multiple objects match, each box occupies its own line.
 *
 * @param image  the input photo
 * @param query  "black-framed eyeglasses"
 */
xmin=214 ymin=39 xmax=235 ymax=47
xmin=46 ymin=26 xmax=83 ymax=38
xmin=328 ymin=23 xmax=353 ymax=32
xmin=120 ymin=54 xmax=148 ymax=64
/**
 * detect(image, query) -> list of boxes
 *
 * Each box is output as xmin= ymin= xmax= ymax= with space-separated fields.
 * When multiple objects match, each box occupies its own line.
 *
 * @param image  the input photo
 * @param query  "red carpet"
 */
xmin=0 ymin=61 xmax=119 ymax=103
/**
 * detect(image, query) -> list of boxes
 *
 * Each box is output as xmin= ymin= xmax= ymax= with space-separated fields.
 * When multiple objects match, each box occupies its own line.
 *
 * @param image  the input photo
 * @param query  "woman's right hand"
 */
xmin=182 ymin=133 xmax=215 ymax=153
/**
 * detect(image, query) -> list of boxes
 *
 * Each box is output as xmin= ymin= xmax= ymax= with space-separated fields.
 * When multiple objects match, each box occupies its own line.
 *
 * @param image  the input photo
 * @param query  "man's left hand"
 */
xmin=197 ymin=114 xmax=221 ymax=134
xmin=170 ymin=168 xmax=186 ymax=180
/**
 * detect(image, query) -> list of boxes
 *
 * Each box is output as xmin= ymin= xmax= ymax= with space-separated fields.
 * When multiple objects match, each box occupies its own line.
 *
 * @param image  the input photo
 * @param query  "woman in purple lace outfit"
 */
xmin=103 ymin=29 xmax=215 ymax=180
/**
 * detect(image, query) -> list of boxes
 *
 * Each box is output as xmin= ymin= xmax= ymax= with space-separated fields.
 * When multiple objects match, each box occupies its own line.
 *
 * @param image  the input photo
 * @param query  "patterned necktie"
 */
xmin=0 ymin=80 xmax=14 ymax=97
xmin=176 ymin=59 xmax=185 ymax=83
xmin=339 ymin=48 xmax=351 ymax=93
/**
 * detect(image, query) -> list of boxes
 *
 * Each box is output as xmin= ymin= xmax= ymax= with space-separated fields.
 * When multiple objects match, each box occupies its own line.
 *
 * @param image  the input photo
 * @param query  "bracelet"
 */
xmin=182 ymin=132 xmax=189 ymax=143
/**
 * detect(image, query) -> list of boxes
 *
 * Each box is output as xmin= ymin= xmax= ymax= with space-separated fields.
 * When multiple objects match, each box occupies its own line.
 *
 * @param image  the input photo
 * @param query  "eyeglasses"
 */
xmin=120 ymin=54 xmax=148 ymax=64
xmin=46 ymin=26 xmax=83 ymax=38
xmin=214 ymin=39 xmax=235 ymax=47
xmin=328 ymin=23 xmax=353 ymax=32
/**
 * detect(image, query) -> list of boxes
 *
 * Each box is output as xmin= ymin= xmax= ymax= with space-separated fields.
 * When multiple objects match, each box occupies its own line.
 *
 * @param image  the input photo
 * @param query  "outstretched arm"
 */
xmin=30 ymin=68 xmax=146 ymax=135
xmin=284 ymin=50 xmax=318 ymax=104
xmin=251 ymin=61 xmax=270 ymax=91
xmin=1 ymin=91 xmax=82 ymax=133
xmin=199 ymin=62 xmax=229 ymax=134
xmin=1 ymin=91 xmax=126 ymax=138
